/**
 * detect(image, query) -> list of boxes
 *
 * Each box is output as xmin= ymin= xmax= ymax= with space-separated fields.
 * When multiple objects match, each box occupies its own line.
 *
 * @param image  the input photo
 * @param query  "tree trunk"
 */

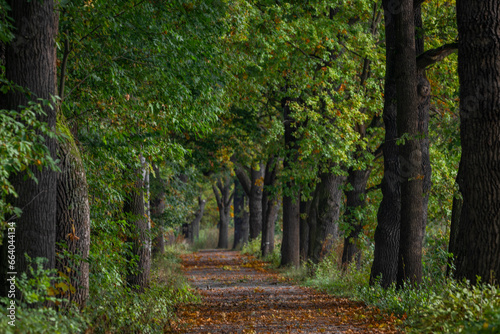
xmin=213 ymin=174 xmax=232 ymax=249
xmin=191 ymin=196 xmax=206 ymax=243
xmin=451 ymin=0 xmax=500 ymax=284
xmin=300 ymin=198 xmax=312 ymax=263
xmin=150 ymin=165 xmax=166 ymax=255
xmin=395 ymin=0 xmax=423 ymax=287
xmin=55 ymin=122 xmax=90 ymax=308
xmin=262 ymin=198 xmax=279 ymax=257
xmin=341 ymin=168 xmax=371 ymax=266
xmin=415 ymin=6 xmax=432 ymax=242
xmin=370 ymin=1 xmax=400 ymax=288
xmin=233 ymin=179 xmax=249 ymax=249
xmin=281 ymin=98 xmax=300 ymax=267
xmin=308 ymin=171 xmax=345 ymax=264
xmin=249 ymin=165 xmax=264 ymax=239
xmin=0 ymin=0 xmax=59 ymax=297
xmin=124 ymin=171 xmax=150 ymax=292
xmin=261 ymin=157 xmax=279 ymax=257
xmin=235 ymin=164 xmax=264 ymax=240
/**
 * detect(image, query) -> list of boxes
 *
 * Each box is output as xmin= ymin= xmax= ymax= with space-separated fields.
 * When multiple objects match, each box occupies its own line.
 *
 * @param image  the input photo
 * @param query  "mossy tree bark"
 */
xmin=56 ymin=122 xmax=90 ymax=307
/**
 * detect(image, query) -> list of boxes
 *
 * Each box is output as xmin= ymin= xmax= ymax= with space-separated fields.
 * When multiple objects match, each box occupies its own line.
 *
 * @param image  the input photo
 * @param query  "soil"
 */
xmin=172 ymin=250 xmax=402 ymax=333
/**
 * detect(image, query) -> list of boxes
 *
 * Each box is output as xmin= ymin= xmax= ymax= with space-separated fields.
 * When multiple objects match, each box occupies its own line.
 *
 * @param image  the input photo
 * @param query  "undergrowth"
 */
xmin=0 ymin=245 xmax=199 ymax=333
xmin=242 ymin=234 xmax=499 ymax=334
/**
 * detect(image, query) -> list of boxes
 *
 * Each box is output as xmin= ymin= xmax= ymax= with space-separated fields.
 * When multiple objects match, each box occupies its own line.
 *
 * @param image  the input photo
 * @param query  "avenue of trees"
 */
xmin=0 ymin=0 xmax=499 ymax=332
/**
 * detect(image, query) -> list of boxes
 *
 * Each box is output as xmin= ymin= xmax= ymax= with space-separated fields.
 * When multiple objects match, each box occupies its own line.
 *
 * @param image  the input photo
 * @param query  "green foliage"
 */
xmin=406 ymin=281 xmax=499 ymax=334
xmin=302 ymin=255 xmax=500 ymax=334
xmin=240 ymin=232 xmax=281 ymax=267
xmin=0 ymin=0 xmax=14 ymax=43
xmin=0 ymin=256 xmax=87 ymax=334
xmin=304 ymin=251 xmax=370 ymax=298
xmin=241 ymin=234 xmax=261 ymax=257
xmin=0 ymin=246 xmax=198 ymax=333
xmin=0 ymin=98 xmax=60 ymax=221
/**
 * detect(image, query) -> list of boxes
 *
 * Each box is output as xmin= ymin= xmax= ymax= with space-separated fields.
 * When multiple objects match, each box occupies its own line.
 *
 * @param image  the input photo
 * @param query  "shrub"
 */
xmin=0 ymin=256 xmax=88 ymax=334
xmin=241 ymin=234 xmax=261 ymax=257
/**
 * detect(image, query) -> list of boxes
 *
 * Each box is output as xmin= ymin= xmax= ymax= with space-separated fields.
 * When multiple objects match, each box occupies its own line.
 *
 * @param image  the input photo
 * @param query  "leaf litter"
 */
xmin=170 ymin=250 xmax=402 ymax=333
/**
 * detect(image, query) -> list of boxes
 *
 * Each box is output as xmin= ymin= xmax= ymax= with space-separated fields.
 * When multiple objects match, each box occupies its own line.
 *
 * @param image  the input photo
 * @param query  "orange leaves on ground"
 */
xmin=172 ymin=251 xmax=402 ymax=333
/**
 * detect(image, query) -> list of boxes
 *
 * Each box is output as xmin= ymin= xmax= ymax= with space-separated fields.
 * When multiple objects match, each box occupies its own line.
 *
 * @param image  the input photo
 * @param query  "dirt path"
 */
xmin=172 ymin=250 xmax=401 ymax=333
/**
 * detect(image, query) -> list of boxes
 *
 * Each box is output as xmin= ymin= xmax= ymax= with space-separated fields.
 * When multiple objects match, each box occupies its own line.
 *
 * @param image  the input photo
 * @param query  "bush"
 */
xmin=241 ymin=234 xmax=261 ymax=257
xmin=0 ymin=245 xmax=199 ymax=333
xmin=84 ymin=245 xmax=199 ymax=333
xmin=304 ymin=251 xmax=369 ymax=297
xmin=0 ymin=256 xmax=88 ymax=334
xmin=408 ymin=280 xmax=500 ymax=334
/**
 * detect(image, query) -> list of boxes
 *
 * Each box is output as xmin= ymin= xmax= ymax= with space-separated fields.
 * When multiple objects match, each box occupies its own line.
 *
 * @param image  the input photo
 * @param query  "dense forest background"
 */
xmin=0 ymin=0 xmax=499 ymax=333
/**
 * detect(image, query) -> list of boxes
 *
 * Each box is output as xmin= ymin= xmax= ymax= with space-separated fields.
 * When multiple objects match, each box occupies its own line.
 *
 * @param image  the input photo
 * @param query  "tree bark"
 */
xmin=451 ymin=0 xmax=500 ymax=284
xmin=261 ymin=157 xmax=279 ymax=257
xmin=55 ymin=122 xmax=90 ymax=308
xmin=342 ymin=168 xmax=371 ymax=266
xmin=370 ymin=1 xmax=400 ymax=288
xmin=415 ymin=6 xmax=432 ymax=242
xmin=308 ymin=170 xmax=345 ymax=264
xmin=281 ymin=98 xmax=300 ymax=267
xmin=124 ymin=170 xmax=150 ymax=292
xmin=395 ymin=0 xmax=423 ymax=287
xmin=191 ymin=196 xmax=206 ymax=243
xmin=0 ymin=0 xmax=59 ymax=297
xmin=150 ymin=165 xmax=166 ymax=255
xmin=235 ymin=164 xmax=264 ymax=240
xmin=300 ymin=198 xmax=312 ymax=263
xmin=233 ymin=179 xmax=249 ymax=249
xmin=213 ymin=174 xmax=232 ymax=249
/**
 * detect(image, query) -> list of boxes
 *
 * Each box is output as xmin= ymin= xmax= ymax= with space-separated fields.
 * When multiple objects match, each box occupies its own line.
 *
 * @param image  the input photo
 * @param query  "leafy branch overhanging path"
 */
xmin=172 ymin=250 xmax=401 ymax=333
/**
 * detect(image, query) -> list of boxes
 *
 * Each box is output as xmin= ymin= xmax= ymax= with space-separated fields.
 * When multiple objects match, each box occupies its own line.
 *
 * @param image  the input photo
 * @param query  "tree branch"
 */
xmin=416 ymin=42 xmax=458 ymax=70
xmin=212 ymin=183 xmax=222 ymax=208
xmin=235 ymin=166 xmax=251 ymax=196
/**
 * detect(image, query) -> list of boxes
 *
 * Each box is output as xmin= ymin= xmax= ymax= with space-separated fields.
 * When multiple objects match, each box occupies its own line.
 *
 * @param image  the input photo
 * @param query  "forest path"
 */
xmin=173 ymin=250 xmax=401 ymax=333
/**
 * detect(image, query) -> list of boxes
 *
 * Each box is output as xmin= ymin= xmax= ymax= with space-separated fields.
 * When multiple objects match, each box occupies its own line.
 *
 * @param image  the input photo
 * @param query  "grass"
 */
xmin=192 ymin=226 xmax=235 ymax=251
xmin=241 ymin=234 xmax=500 ymax=334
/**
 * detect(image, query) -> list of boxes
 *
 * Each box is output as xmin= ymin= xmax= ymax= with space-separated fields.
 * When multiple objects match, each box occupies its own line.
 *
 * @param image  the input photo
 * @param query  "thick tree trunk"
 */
xmin=56 ymin=122 xmax=90 ymax=307
xmin=0 ymin=0 xmax=59 ymax=297
xmin=451 ymin=0 xmax=500 ymax=284
xmin=191 ymin=196 xmax=206 ymax=243
xmin=233 ymin=179 xmax=249 ymax=249
xmin=124 ymin=173 xmax=151 ymax=292
xmin=262 ymin=198 xmax=279 ymax=257
xmin=235 ymin=164 xmax=264 ymax=240
xmin=249 ymin=165 xmax=264 ymax=239
xmin=415 ymin=6 xmax=432 ymax=241
xmin=395 ymin=0 xmax=423 ymax=287
xmin=213 ymin=174 xmax=232 ymax=249
xmin=281 ymin=98 xmax=300 ymax=267
xmin=308 ymin=171 xmax=345 ymax=264
xmin=217 ymin=209 xmax=230 ymax=249
xmin=300 ymin=198 xmax=312 ymax=263
xmin=370 ymin=1 xmax=400 ymax=288
xmin=261 ymin=157 xmax=279 ymax=257
xmin=150 ymin=165 xmax=166 ymax=255
xmin=341 ymin=168 xmax=371 ymax=266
